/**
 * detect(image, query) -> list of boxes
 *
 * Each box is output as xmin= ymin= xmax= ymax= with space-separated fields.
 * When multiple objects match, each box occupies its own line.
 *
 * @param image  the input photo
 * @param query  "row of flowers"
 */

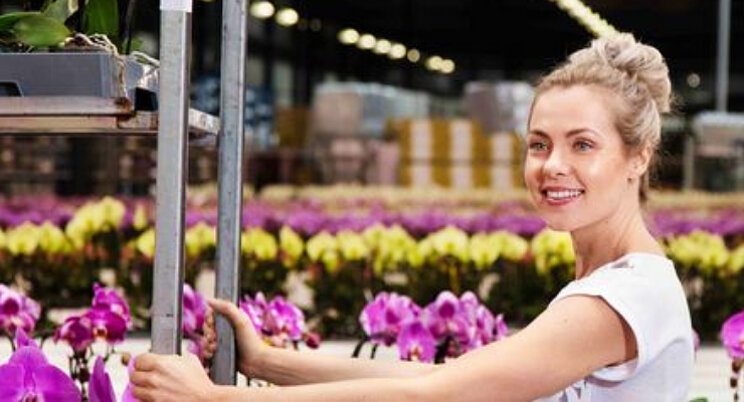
xmin=0 ymin=197 xmax=743 ymax=339
xmin=2 ymin=194 xmax=744 ymax=239
xmin=4 ymin=280 xmax=744 ymax=400
xmin=0 ymin=282 xmax=319 ymax=401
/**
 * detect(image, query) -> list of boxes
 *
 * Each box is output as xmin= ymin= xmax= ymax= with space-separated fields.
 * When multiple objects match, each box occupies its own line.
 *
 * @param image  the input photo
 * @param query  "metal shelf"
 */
xmin=0 ymin=97 xmax=219 ymax=137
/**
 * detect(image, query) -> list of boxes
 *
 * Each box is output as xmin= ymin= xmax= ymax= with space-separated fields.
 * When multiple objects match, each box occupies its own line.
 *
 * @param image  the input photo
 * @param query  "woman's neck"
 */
xmin=570 ymin=203 xmax=663 ymax=280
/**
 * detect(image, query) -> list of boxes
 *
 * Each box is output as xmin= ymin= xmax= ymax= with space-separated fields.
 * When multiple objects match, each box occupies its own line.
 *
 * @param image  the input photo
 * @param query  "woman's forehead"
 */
xmin=529 ymin=85 xmax=619 ymax=135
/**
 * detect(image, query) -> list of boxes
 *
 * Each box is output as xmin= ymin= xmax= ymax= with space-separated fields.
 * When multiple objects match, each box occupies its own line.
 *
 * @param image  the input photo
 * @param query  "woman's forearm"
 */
xmin=256 ymin=346 xmax=440 ymax=385
xmin=215 ymin=377 xmax=426 ymax=402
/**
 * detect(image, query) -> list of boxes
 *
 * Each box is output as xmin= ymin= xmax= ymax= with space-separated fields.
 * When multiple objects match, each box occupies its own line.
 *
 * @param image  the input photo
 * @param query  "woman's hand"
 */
xmin=206 ymin=298 xmax=269 ymax=379
xmin=131 ymin=353 xmax=216 ymax=402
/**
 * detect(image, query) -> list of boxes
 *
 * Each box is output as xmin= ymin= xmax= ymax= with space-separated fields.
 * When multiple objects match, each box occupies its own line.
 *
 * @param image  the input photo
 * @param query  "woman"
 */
xmin=131 ymin=33 xmax=694 ymax=401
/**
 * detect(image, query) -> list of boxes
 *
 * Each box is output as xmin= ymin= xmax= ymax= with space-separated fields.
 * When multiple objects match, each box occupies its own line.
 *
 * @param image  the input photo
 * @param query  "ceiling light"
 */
xmin=687 ymin=73 xmax=701 ymax=88
xmin=389 ymin=43 xmax=406 ymax=59
xmin=426 ymin=56 xmax=443 ymax=71
xmin=357 ymin=34 xmax=376 ymax=50
xmin=338 ymin=28 xmax=359 ymax=45
xmin=276 ymin=7 xmax=299 ymax=27
xmin=250 ymin=1 xmax=275 ymax=19
xmin=440 ymin=59 xmax=455 ymax=74
xmin=374 ymin=39 xmax=392 ymax=54
xmin=407 ymin=49 xmax=421 ymax=63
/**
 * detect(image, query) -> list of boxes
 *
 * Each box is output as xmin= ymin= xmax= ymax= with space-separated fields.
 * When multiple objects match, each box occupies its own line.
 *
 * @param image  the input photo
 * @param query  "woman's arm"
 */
xmin=208 ymin=298 xmax=440 ymax=385
xmin=133 ymin=294 xmax=636 ymax=401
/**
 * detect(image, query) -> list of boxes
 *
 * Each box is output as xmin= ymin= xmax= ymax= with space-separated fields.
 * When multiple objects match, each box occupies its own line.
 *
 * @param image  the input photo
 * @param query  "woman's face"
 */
xmin=524 ymin=85 xmax=643 ymax=232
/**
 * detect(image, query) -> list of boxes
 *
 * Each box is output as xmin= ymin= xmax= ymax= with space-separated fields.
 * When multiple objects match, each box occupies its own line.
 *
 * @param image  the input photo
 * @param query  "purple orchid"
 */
xmin=396 ymin=320 xmax=436 ymax=363
xmin=494 ymin=314 xmax=509 ymax=341
xmin=721 ymin=310 xmax=744 ymax=360
xmin=360 ymin=292 xmax=422 ymax=347
xmin=183 ymin=284 xmax=207 ymax=339
xmin=85 ymin=307 xmax=128 ymax=345
xmin=121 ymin=355 xmax=138 ymax=402
xmin=0 ymin=343 xmax=81 ymax=401
xmin=54 ymin=315 xmax=94 ymax=353
xmin=0 ymin=285 xmax=41 ymax=335
xmin=89 ymin=357 xmax=116 ymax=402
xmin=264 ymin=296 xmax=306 ymax=342
xmin=14 ymin=327 xmax=39 ymax=349
xmin=92 ymin=283 xmax=132 ymax=327
xmin=422 ymin=291 xmax=469 ymax=343
xmin=239 ymin=293 xmax=268 ymax=333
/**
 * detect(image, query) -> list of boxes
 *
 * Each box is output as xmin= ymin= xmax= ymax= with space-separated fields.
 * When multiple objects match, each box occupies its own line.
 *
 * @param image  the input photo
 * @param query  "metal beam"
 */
xmin=715 ymin=0 xmax=731 ymax=111
xmin=212 ymin=0 xmax=248 ymax=385
xmin=151 ymin=3 xmax=192 ymax=355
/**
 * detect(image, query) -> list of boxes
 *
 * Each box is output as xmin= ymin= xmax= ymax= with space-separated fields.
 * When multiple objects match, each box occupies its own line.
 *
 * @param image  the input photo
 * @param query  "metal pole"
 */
xmin=212 ymin=0 xmax=248 ymax=385
xmin=715 ymin=0 xmax=730 ymax=111
xmin=151 ymin=2 xmax=192 ymax=354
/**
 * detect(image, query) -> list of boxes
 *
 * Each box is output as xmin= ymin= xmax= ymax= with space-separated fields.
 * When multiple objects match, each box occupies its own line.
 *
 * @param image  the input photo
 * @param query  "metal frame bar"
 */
xmin=716 ymin=0 xmax=731 ymax=112
xmin=212 ymin=0 xmax=248 ymax=385
xmin=151 ymin=7 xmax=192 ymax=355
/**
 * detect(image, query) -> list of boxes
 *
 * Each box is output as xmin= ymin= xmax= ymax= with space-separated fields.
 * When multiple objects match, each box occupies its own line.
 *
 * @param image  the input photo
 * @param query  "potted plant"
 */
xmin=0 ymin=0 xmax=154 ymax=103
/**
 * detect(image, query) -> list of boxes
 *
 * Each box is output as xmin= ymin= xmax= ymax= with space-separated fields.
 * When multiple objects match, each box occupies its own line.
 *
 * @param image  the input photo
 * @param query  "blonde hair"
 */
xmin=534 ymin=33 xmax=672 ymax=202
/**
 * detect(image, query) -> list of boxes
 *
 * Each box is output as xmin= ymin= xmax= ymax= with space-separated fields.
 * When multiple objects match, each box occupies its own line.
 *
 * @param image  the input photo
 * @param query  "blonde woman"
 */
xmin=132 ymin=33 xmax=694 ymax=401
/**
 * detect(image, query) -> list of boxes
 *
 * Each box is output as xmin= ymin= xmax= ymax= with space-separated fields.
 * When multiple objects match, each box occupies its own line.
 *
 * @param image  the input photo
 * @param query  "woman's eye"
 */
xmin=574 ymin=141 xmax=592 ymax=151
xmin=529 ymin=142 xmax=547 ymax=151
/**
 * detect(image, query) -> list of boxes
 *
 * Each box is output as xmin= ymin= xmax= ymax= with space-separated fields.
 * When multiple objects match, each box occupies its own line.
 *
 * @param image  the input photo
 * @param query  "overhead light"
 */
xmin=276 ymin=7 xmax=299 ymax=27
xmin=407 ymin=49 xmax=421 ymax=63
xmin=550 ymin=0 xmax=618 ymax=38
xmin=338 ymin=28 xmax=360 ymax=45
xmin=687 ymin=73 xmax=701 ymax=88
xmin=440 ymin=59 xmax=455 ymax=74
xmin=426 ymin=55 xmax=443 ymax=71
xmin=357 ymin=34 xmax=376 ymax=50
xmin=374 ymin=39 xmax=392 ymax=54
xmin=250 ymin=1 xmax=275 ymax=19
xmin=389 ymin=43 xmax=406 ymax=59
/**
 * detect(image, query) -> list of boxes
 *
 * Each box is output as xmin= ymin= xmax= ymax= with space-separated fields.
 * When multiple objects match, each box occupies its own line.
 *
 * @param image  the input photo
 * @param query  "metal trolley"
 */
xmin=0 ymin=0 xmax=249 ymax=385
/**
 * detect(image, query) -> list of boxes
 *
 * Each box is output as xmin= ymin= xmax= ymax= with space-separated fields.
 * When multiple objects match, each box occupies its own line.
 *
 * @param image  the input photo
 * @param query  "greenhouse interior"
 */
xmin=0 ymin=0 xmax=743 ymax=400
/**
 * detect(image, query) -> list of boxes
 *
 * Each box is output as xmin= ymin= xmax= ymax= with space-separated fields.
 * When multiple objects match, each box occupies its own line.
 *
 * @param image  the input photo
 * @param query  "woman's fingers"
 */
xmin=207 ymin=298 xmax=251 ymax=330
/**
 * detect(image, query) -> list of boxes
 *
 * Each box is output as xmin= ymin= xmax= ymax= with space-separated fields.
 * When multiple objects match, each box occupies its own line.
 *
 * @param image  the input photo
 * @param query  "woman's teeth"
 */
xmin=546 ymin=190 xmax=583 ymax=200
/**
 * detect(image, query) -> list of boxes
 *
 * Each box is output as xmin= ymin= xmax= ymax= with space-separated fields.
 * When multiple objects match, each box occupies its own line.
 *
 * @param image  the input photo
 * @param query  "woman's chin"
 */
xmin=541 ymin=218 xmax=581 ymax=233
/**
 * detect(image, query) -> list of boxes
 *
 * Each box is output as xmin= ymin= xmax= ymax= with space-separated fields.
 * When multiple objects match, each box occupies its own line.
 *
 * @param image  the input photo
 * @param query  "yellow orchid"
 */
xmin=469 ymin=233 xmax=500 ymax=270
xmin=321 ymin=249 xmax=341 ymax=274
xmin=530 ymin=229 xmax=575 ymax=275
xmin=361 ymin=223 xmax=387 ymax=251
xmin=135 ymin=228 xmax=156 ymax=259
xmin=6 ymin=222 xmax=41 ymax=256
xmin=185 ymin=222 xmax=216 ymax=258
xmin=279 ymin=226 xmax=304 ymax=266
xmin=132 ymin=204 xmax=149 ymax=231
xmin=306 ymin=231 xmax=337 ymax=262
xmin=337 ymin=230 xmax=370 ymax=261
xmin=98 ymin=196 xmax=126 ymax=230
xmin=38 ymin=222 xmax=70 ymax=255
xmin=0 ymin=227 xmax=6 ymax=250
xmin=242 ymin=227 xmax=278 ymax=261
xmin=727 ymin=244 xmax=744 ymax=274
xmin=429 ymin=226 xmax=469 ymax=262
xmin=491 ymin=231 xmax=529 ymax=262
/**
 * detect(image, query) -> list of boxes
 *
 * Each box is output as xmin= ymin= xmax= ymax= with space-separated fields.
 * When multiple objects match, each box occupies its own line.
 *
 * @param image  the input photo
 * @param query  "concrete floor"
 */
xmin=0 ymin=337 xmax=735 ymax=401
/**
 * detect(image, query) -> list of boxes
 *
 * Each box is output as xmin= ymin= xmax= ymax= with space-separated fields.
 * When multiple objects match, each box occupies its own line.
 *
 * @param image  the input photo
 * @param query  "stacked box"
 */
xmin=391 ymin=118 xmax=523 ymax=190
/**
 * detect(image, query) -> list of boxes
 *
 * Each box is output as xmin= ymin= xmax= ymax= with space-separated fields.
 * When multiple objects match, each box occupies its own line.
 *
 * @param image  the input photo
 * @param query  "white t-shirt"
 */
xmin=538 ymin=252 xmax=694 ymax=402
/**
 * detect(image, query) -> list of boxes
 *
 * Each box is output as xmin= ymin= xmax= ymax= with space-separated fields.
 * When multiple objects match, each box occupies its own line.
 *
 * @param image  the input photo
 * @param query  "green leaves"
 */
xmin=0 ymin=12 xmax=39 ymax=32
xmin=12 ymin=14 xmax=71 ymax=48
xmin=0 ymin=0 xmax=120 ymax=50
xmin=83 ymin=0 xmax=119 ymax=41
xmin=42 ymin=0 xmax=80 ymax=23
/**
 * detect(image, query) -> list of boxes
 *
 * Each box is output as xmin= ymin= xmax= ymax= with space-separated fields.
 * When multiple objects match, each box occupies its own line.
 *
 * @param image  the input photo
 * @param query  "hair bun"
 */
xmin=589 ymin=33 xmax=672 ymax=113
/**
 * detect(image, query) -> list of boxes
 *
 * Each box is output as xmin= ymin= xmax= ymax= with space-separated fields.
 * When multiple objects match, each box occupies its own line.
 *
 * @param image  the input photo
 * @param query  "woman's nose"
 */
xmin=542 ymin=149 xmax=570 ymax=177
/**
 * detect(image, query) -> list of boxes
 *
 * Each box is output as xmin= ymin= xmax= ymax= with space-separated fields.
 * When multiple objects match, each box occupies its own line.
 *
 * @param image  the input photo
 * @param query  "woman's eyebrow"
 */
xmin=528 ymin=128 xmax=599 ymax=138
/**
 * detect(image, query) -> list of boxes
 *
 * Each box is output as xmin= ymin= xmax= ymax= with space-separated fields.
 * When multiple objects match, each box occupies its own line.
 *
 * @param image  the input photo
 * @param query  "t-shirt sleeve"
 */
xmin=550 ymin=266 xmax=680 ymax=382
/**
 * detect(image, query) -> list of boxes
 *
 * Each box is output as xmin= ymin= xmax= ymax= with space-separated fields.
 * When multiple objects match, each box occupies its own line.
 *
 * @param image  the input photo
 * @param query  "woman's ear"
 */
xmin=629 ymin=146 xmax=653 ymax=179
